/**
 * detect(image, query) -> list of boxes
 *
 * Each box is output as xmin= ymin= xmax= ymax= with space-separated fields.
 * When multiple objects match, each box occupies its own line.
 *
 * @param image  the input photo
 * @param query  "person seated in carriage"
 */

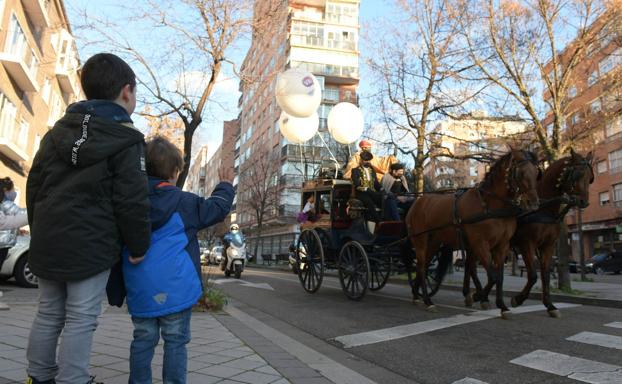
xmin=351 ymin=151 xmax=383 ymax=223
xmin=382 ymin=163 xmax=415 ymax=221
xmin=344 ymin=140 xmax=397 ymax=182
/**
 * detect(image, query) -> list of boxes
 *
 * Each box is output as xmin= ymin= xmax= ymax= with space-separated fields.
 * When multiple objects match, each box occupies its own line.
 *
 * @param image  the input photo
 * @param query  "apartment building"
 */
xmin=0 ymin=0 xmax=81 ymax=206
xmin=424 ymin=112 xmax=529 ymax=190
xmin=548 ymin=15 xmax=622 ymax=257
xmin=184 ymin=145 xmax=209 ymax=196
xmin=236 ymin=0 xmax=360 ymax=260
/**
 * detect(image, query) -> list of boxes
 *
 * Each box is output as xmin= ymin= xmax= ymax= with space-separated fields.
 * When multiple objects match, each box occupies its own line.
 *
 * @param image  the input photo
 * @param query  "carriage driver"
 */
xmin=344 ymin=140 xmax=397 ymax=181
xmin=381 ymin=163 xmax=415 ymax=221
xmin=351 ymin=151 xmax=383 ymax=222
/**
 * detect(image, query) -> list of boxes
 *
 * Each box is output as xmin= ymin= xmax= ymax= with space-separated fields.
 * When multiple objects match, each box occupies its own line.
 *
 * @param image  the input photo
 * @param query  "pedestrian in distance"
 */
xmin=0 ymin=176 xmax=28 ymax=311
xmin=25 ymin=53 xmax=152 ymax=384
xmin=123 ymin=136 xmax=234 ymax=384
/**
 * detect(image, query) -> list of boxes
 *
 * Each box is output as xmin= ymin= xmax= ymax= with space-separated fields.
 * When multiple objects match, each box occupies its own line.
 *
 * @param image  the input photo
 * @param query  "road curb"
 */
xmin=246 ymin=265 xmax=622 ymax=309
xmin=387 ymin=277 xmax=622 ymax=309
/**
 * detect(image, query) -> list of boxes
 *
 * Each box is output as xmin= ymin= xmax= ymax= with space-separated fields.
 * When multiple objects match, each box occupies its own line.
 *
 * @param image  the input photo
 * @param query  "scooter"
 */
xmin=223 ymin=240 xmax=246 ymax=279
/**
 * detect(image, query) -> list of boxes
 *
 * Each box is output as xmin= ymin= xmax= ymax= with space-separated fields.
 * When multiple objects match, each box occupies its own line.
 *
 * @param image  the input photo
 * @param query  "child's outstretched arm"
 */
xmin=196 ymin=166 xmax=235 ymax=229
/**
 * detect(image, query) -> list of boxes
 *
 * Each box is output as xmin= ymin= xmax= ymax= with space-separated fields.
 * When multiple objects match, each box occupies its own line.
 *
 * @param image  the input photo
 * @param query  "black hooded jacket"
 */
xmin=26 ymin=100 xmax=151 ymax=282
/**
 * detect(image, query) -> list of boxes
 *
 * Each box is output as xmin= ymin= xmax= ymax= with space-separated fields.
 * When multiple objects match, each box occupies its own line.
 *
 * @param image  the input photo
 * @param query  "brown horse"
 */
xmin=510 ymin=149 xmax=594 ymax=317
xmin=406 ymin=150 xmax=541 ymax=318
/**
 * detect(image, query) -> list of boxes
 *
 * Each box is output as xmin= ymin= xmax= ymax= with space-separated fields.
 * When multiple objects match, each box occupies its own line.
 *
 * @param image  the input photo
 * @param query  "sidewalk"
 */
xmin=0 ymin=292 xmax=331 ymax=384
xmin=247 ymin=263 xmax=622 ymax=307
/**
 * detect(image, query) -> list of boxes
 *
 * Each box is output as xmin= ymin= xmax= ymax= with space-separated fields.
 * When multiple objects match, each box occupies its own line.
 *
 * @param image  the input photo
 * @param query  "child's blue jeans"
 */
xmin=129 ymin=308 xmax=192 ymax=384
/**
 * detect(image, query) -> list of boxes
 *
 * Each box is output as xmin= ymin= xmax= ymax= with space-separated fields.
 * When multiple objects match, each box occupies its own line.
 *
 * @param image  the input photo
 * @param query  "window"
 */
xmin=614 ymin=183 xmax=622 ymax=204
xmin=18 ymin=119 xmax=28 ymax=149
xmin=6 ymin=15 xmax=38 ymax=79
xmin=570 ymin=113 xmax=579 ymax=126
xmin=588 ymin=71 xmax=599 ymax=87
xmin=609 ymin=149 xmax=622 ymax=173
xmin=599 ymin=49 xmax=621 ymax=75
xmin=567 ymin=86 xmax=577 ymax=98
xmin=606 ymin=116 xmax=622 ymax=137
xmin=42 ymin=77 xmax=51 ymax=104
xmin=591 ymin=99 xmax=601 ymax=113
xmin=600 ymin=192 xmax=610 ymax=206
xmin=597 ymin=160 xmax=607 ymax=174
xmin=323 ymin=87 xmax=340 ymax=102
xmin=0 ymin=93 xmax=17 ymax=144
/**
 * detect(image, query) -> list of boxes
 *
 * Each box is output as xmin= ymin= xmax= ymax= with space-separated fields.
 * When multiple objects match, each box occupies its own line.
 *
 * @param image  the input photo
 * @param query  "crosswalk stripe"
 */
xmin=451 ymin=378 xmax=489 ymax=384
xmin=605 ymin=322 xmax=622 ymax=329
xmin=567 ymin=331 xmax=622 ymax=350
xmin=333 ymin=303 xmax=581 ymax=349
xmin=510 ymin=349 xmax=622 ymax=383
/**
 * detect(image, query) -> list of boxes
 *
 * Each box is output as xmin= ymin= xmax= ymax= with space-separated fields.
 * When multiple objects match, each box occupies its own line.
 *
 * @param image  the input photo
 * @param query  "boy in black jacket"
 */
xmin=25 ymin=53 xmax=151 ymax=384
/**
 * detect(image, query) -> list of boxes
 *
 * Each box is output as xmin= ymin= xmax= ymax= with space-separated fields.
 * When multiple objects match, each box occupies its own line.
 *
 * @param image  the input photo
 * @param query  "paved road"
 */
xmin=211 ymin=267 xmax=622 ymax=384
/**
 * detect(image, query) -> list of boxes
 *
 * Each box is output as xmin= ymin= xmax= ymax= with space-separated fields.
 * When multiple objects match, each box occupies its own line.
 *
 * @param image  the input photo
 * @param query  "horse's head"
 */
xmin=556 ymin=149 xmax=594 ymax=208
xmin=506 ymin=149 xmax=540 ymax=211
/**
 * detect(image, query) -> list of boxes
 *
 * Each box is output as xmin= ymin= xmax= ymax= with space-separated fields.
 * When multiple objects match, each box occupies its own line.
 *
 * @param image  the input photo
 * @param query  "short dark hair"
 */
xmin=360 ymin=151 xmax=374 ymax=161
xmin=145 ymin=136 xmax=184 ymax=180
xmin=390 ymin=163 xmax=405 ymax=171
xmin=80 ymin=53 xmax=136 ymax=100
xmin=0 ymin=177 xmax=14 ymax=194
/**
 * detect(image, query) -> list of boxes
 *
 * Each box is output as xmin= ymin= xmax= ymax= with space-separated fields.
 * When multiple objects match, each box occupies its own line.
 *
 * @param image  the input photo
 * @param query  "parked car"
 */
xmin=209 ymin=246 xmax=224 ymax=265
xmin=200 ymin=248 xmax=210 ymax=266
xmin=586 ymin=251 xmax=622 ymax=275
xmin=0 ymin=236 xmax=37 ymax=288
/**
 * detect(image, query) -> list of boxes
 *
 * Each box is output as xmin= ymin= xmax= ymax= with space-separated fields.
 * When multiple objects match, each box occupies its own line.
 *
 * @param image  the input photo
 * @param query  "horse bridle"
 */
xmin=504 ymin=151 xmax=540 ymax=207
xmin=556 ymin=159 xmax=594 ymax=207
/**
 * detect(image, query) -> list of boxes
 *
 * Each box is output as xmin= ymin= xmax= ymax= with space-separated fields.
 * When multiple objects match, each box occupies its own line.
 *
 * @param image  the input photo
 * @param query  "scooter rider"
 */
xmin=221 ymin=224 xmax=245 ymax=271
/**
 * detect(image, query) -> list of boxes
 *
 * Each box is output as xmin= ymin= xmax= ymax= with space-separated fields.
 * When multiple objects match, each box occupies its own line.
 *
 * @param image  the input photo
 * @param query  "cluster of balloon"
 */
xmin=275 ymin=68 xmax=364 ymax=145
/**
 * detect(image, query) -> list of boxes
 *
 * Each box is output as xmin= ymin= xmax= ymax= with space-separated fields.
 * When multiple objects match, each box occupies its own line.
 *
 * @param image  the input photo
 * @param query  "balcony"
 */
xmin=0 ymin=120 xmax=29 ymax=163
xmin=53 ymin=29 xmax=81 ymax=96
xmin=0 ymin=47 xmax=39 ymax=92
xmin=22 ymin=0 xmax=51 ymax=27
xmin=291 ymin=61 xmax=358 ymax=84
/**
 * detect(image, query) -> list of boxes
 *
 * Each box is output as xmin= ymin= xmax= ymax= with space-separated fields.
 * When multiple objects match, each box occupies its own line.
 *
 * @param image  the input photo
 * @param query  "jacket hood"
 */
xmin=148 ymin=177 xmax=182 ymax=230
xmin=50 ymin=100 xmax=144 ymax=168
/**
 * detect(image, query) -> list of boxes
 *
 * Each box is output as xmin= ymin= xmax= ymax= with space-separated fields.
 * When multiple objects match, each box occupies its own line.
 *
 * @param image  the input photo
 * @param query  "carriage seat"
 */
xmin=374 ymin=221 xmax=404 ymax=236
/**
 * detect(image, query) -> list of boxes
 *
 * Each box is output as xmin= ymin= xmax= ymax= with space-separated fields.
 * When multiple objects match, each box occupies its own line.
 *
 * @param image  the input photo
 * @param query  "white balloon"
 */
xmin=327 ymin=102 xmax=364 ymax=144
xmin=275 ymin=68 xmax=322 ymax=117
xmin=279 ymin=111 xmax=319 ymax=144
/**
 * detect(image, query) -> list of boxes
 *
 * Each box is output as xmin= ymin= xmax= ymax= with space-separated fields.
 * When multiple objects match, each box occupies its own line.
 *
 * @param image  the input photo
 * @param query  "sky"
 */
xmin=64 ymin=0 xmax=391 ymax=162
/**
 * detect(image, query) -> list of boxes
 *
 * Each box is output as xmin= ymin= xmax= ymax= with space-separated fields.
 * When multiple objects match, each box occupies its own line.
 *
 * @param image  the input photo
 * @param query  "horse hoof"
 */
xmin=480 ymin=302 xmax=490 ymax=310
xmin=426 ymin=305 xmax=438 ymax=313
xmin=511 ymin=297 xmax=519 ymax=308
xmin=413 ymin=298 xmax=423 ymax=306
xmin=548 ymin=309 xmax=561 ymax=318
xmin=501 ymin=310 xmax=512 ymax=320
xmin=465 ymin=293 xmax=474 ymax=307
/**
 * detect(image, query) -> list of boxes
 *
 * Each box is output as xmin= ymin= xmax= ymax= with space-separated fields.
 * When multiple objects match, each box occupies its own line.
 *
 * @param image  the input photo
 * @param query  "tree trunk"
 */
xmin=176 ymin=120 xmax=199 ymax=188
xmin=253 ymin=212 xmax=264 ymax=263
xmin=577 ymin=209 xmax=587 ymax=281
xmin=556 ymin=222 xmax=572 ymax=291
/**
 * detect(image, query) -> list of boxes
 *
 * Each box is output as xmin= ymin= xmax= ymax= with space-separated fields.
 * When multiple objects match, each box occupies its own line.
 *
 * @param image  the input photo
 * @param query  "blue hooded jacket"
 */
xmin=122 ymin=177 xmax=234 ymax=318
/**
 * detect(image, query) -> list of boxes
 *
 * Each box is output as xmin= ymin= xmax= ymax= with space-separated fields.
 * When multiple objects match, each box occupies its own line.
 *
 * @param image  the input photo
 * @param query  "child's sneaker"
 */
xmin=25 ymin=377 xmax=55 ymax=384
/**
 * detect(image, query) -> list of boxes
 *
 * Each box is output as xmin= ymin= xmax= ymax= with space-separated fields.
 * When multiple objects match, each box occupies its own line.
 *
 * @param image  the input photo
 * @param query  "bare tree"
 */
xmin=366 ymin=0 xmax=485 ymax=193
xmin=75 ymin=0 xmax=284 ymax=187
xmin=462 ymin=0 xmax=619 ymax=159
xmin=237 ymin=148 xmax=280 ymax=259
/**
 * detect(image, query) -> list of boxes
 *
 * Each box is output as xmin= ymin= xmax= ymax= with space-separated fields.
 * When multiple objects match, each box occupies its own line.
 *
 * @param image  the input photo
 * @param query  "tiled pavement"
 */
xmin=0 ymin=296 xmax=332 ymax=384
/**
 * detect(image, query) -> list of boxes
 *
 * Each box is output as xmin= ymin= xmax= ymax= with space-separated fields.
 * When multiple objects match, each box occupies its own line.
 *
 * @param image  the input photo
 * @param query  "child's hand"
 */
xmin=128 ymin=255 xmax=145 ymax=265
xmin=218 ymin=166 xmax=235 ymax=184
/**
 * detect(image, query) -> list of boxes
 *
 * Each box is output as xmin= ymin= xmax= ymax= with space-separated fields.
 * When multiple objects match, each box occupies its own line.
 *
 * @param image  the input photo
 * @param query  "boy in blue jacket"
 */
xmin=123 ymin=136 xmax=234 ymax=384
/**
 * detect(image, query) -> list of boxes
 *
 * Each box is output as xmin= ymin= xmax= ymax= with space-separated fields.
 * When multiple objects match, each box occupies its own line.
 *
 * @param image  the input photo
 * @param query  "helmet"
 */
xmin=230 ymin=224 xmax=239 ymax=231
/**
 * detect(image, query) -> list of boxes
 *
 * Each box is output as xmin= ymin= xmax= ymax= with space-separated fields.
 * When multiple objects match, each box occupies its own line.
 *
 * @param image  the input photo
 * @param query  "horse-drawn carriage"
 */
xmin=293 ymin=149 xmax=594 ymax=319
xmin=293 ymin=177 xmax=449 ymax=301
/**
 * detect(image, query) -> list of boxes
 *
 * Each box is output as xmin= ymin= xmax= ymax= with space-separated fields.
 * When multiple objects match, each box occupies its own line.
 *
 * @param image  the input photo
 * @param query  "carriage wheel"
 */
xmin=368 ymin=256 xmax=391 ymax=291
xmin=338 ymin=241 xmax=370 ymax=300
xmin=297 ymin=229 xmax=325 ymax=293
xmin=421 ymin=251 xmax=443 ymax=297
xmin=407 ymin=248 xmax=443 ymax=297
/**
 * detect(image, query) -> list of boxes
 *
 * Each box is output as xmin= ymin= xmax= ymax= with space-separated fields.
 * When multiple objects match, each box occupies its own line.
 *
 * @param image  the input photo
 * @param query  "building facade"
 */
xmin=549 ymin=16 xmax=622 ymax=257
xmin=235 ymin=0 xmax=360 ymax=260
xmin=0 ymin=0 xmax=81 ymax=206
xmin=424 ymin=112 xmax=529 ymax=190
xmin=184 ymin=145 xmax=208 ymax=196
